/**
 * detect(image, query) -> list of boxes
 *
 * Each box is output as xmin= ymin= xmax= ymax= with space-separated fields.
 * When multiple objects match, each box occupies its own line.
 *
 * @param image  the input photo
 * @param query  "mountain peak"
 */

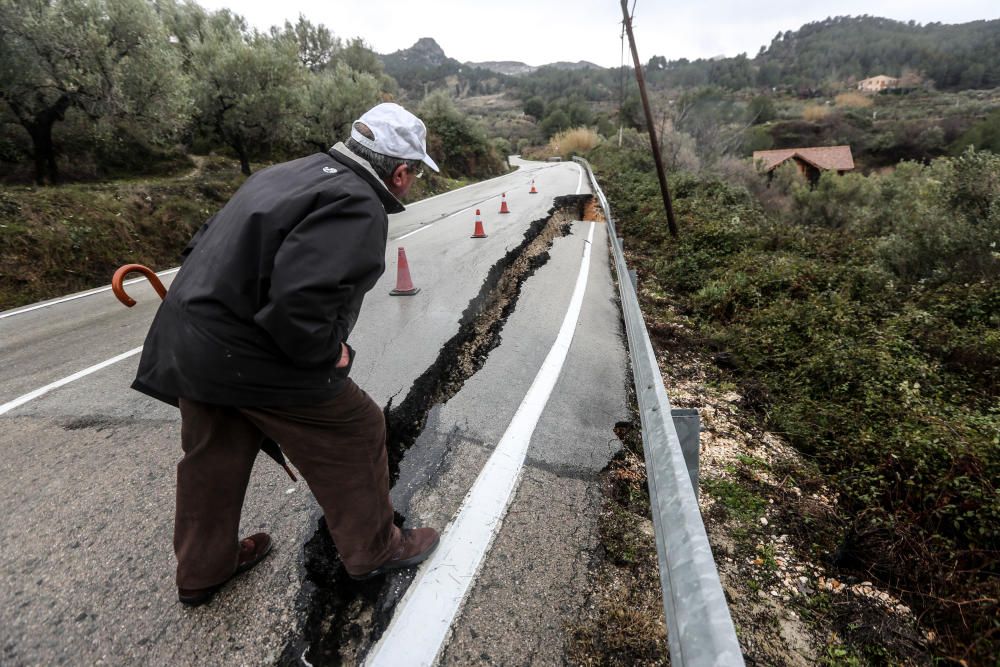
xmin=410 ymin=37 xmax=445 ymax=57
xmin=385 ymin=37 xmax=451 ymax=68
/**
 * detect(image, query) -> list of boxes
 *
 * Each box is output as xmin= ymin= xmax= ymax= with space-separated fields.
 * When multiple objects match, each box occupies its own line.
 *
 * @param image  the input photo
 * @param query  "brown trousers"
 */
xmin=174 ymin=380 xmax=397 ymax=588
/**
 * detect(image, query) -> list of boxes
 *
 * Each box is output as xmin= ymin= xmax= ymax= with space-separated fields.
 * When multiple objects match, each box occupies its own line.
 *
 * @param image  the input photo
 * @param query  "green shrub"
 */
xmin=952 ymin=108 xmax=1000 ymax=154
xmin=590 ymin=144 xmax=1000 ymax=663
xmin=418 ymin=92 xmax=506 ymax=179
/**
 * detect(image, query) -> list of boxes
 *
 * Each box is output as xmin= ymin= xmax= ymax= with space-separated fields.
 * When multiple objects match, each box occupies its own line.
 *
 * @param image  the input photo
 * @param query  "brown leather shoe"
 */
xmin=349 ymin=527 xmax=440 ymax=581
xmin=178 ymin=533 xmax=273 ymax=606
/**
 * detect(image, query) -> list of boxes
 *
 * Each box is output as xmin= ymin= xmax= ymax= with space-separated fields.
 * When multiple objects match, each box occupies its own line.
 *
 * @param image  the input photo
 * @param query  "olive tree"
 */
xmin=298 ymin=62 xmax=381 ymax=153
xmin=152 ymin=0 xmax=210 ymax=53
xmin=189 ymin=12 xmax=305 ymax=175
xmin=270 ymin=17 xmax=382 ymax=152
xmin=0 ymin=0 xmax=190 ymax=184
xmin=274 ymin=15 xmax=340 ymax=73
xmin=335 ymin=38 xmax=383 ymax=78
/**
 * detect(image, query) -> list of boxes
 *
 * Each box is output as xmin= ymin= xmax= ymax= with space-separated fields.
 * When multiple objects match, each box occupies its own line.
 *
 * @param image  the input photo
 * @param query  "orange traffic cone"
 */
xmin=471 ymin=209 xmax=487 ymax=238
xmin=529 ymin=179 xmax=538 ymax=194
xmin=389 ymin=247 xmax=420 ymax=296
xmin=499 ymin=192 xmax=510 ymax=214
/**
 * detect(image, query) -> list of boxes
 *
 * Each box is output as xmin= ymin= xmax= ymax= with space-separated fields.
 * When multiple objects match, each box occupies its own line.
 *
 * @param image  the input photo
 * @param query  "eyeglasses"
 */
xmin=408 ymin=165 xmax=424 ymax=179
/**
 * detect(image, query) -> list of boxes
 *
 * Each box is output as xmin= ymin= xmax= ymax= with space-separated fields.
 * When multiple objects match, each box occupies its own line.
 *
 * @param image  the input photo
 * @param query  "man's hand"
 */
xmin=335 ymin=342 xmax=350 ymax=368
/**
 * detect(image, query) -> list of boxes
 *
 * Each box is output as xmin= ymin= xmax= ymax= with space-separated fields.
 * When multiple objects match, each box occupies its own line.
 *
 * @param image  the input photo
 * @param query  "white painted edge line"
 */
xmin=405 ymin=164 xmax=522 ymax=208
xmin=0 ymin=346 xmax=143 ymax=416
xmin=576 ymin=162 xmax=584 ymax=194
xmin=395 ymin=204 xmax=476 ymax=241
xmin=0 ymin=268 xmax=180 ymax=320
xmin=365 ymin=221 xmax=597 ymax=667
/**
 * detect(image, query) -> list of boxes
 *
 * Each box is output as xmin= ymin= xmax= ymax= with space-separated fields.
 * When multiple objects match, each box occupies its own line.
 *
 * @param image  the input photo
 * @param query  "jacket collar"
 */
xmin=328 ymin=142 xmax=405 ymax=214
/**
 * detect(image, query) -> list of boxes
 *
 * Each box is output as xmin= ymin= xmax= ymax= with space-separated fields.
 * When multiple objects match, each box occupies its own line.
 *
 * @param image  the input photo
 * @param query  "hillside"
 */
xmin=464 ymin=60 xmax=536 ymax=77
xmin=464 ymin=59 xmax=604 ymax=76
xmin=648 ymin=15 xmax=1000 ymax=91
xmin=380 ymin=39 xmax=605 ymax=98
xmin=379 ymin=17 xmax=1000 ymax=105
xmin=379 ymin=37 xmax=505 ymax=99
xmin=757 ymin=16 xmax=1000 ymax=90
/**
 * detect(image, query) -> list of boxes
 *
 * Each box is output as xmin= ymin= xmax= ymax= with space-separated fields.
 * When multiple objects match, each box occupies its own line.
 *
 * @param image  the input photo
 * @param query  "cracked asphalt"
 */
xmin=396 ymin=218 xmax=627 ymax=665
xmin=0 ymin=158 xmax=627 ymax=665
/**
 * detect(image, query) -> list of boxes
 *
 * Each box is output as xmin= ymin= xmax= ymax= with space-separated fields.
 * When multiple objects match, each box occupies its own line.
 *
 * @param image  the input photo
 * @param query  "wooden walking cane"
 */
xmin=111 ymin=263 xmax=167 ymax=307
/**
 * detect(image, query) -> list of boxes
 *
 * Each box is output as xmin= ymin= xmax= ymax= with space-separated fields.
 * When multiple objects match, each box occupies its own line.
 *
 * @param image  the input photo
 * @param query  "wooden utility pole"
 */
xmin=620 ymin=0 xmax=679 ymax=237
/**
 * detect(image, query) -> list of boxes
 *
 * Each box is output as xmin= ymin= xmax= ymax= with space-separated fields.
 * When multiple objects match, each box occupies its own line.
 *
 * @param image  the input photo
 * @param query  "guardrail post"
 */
xmin=671 ymin=409 xmax=700 ymax=499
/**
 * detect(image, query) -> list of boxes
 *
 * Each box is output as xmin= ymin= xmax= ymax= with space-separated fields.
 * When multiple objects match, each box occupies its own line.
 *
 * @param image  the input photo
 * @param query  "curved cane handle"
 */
xmin=112 ymin=264 xmax=168 ymax=307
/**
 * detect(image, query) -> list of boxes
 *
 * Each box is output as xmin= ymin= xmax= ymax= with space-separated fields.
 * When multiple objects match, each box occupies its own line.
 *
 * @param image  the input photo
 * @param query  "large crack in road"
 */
xmin=277 ymin=194 xmax=597 ymax=666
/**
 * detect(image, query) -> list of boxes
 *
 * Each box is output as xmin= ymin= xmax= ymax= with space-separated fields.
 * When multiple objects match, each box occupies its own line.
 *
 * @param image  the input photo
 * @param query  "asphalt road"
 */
xmin=0 ymin=157 xmax=628 ymax=665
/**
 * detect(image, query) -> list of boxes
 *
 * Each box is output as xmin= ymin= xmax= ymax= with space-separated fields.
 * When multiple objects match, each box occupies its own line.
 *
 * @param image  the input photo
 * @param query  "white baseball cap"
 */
xmin=351 ymin=103 xmax=440 ymax=173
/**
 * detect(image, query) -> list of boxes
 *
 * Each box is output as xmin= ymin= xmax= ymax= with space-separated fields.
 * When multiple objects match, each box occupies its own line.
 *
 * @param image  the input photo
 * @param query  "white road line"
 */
xmin=405 ymin=172 xmax=509 ymax=208
xmin=366 ymin=221 xmax=597 ymax=667
xmin=0 ymin=268 xmax=180 ymax=320
xmin=395 ymin=205 xmax=476 ymax=241
xmin=0 ymin=346 xmax=143 ymax=416
xmin=576 ymin=163 xmax=584 ymax=194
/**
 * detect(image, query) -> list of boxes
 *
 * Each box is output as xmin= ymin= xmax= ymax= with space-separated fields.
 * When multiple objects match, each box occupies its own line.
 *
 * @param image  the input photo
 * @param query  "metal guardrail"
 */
xmin=574 ymin=157 xmax=745 ymax=667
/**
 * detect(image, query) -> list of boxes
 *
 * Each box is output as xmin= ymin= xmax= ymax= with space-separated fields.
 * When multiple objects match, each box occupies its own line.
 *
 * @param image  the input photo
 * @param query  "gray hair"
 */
xmin=346 ymin=122 xmax=422 ymax=182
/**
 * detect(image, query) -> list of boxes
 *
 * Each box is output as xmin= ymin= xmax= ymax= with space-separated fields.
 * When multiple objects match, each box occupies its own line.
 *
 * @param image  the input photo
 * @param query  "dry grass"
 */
xmin=518 ymin=144 xmax=551 ymax=161
xmin=548 ymin=127 xmax=601 ymax=158
xmin=802 ymin=104 xmax=832 ymax=121
xmin=835 ymin=92 xmax=874 ymax=109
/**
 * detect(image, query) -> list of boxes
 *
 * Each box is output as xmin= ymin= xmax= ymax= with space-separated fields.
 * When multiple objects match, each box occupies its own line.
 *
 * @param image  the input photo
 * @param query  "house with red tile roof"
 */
xmin=752 ymin=146 xmax=855 ymax=182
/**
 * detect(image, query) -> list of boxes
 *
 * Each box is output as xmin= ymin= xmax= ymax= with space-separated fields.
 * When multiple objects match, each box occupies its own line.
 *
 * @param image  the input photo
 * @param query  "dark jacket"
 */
xmin=132 ymin=143 xmax=404 ymax=407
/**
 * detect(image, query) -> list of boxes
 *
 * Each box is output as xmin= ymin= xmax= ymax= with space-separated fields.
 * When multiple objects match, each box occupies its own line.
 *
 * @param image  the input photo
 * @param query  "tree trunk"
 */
xmin=233 ymin=136 xmax=251 ymax=175
xmin=23 ymin=95 xmax=71 ymax=185
xmin=28 ymin=120 xmax=58 ymax=185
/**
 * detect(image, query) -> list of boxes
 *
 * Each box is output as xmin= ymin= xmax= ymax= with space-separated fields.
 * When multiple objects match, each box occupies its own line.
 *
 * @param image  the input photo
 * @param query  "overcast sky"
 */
xmin=193 ymin=0 xmax=999 ymax=68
